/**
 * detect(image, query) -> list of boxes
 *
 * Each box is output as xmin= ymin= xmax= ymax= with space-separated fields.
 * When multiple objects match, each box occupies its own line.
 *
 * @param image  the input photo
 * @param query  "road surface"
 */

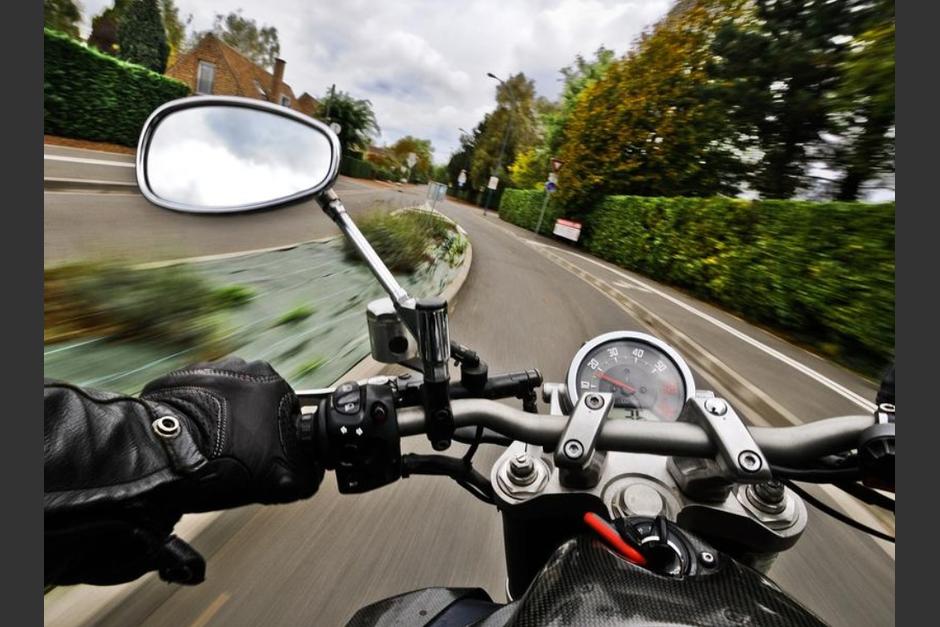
xmin=45 ymin=146 xmax=894 ymax=626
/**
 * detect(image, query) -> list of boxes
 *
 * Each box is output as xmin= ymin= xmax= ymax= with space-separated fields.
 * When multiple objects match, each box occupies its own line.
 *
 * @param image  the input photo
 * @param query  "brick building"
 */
xmin=166 ymin=33 xmax=319 ymax=118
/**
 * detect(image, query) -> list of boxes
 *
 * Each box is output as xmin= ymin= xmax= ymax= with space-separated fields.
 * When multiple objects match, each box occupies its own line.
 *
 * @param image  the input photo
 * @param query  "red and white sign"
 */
xmin=553 ymin=218 xmax=582 ymax=242
xmin=550 ymin=158 xmax=565 ymax=173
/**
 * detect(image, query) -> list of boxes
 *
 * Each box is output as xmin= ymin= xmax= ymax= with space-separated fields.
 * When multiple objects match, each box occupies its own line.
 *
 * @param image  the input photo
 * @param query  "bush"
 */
xmin=44 ymin=28 xmax=189 ymax=146
xmin=499 ymin=191 xmax=895 ymax=372
xmin=345 ymin=209 xmax=455 ymax=273
xmin=340 ymin=155 xmax=375 ymax=179
xmin=44 ymin=261 xmax=250 ymax=354
xmin=499 ymin=189 xmax=562 ymax=232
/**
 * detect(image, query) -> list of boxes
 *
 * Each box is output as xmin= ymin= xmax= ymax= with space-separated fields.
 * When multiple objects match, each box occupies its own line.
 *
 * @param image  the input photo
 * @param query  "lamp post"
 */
xmin=484 ymin=72 xmax=516 ymax=216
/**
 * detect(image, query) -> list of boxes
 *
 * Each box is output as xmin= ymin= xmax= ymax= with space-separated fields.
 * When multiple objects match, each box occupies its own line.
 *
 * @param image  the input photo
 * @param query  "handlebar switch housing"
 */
xmin=317 ymin=381 xmax=401 ymax=493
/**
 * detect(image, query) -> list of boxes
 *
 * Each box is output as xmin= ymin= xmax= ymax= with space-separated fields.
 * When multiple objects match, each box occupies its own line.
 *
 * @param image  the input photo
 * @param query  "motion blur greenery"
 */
xmin=44 ymin=28 xmax=189 ymax=146
xmin=275 ymin=305 xmax=316 ymax=327
xmin=344 ymin=209 xmax=457 ymax=273
xmin=500 ymin=190 xmax=894 ymax=374
xmin=44 ymin=261 xmax=255 ymax=356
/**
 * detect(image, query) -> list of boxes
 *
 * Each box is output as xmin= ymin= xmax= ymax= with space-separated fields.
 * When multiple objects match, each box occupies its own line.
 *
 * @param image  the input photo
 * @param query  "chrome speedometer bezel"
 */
xmin=565 ymin=331 xmax=696 ymax=414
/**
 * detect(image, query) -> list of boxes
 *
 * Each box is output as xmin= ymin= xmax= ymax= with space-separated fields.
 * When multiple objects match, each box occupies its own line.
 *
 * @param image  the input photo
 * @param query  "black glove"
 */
xmin=44 ymin=357 xmax=322 ymax=587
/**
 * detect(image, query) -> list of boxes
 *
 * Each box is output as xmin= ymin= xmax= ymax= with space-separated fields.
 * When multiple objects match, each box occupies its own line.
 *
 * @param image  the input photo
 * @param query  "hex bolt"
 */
xmin=563 ymin=439 xmax=584 ymax=460
xmin=704 ymin=398 xmax=728 ymax=416
xmin=508 ymin=454 xmax=537 ymax=486
xmin=738 ymin=450 xmax=762 ymax=473
xmin=585 ymin=394 xmax=603 ymax=410
xmin=700 ymin=551 xmax=716 ymax=567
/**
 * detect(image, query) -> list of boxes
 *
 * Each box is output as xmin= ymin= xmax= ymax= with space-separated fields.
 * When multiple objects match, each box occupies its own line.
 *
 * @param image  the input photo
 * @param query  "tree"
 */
xmin=557 ymin=0 xmax=747 ymax=211
xmin=710 ymin=0 xmax=875 ymax=198
xmin=44 ymin=0 xmax=82 ymax=38
xmin=160 ymin=0 xmax=191 ymax=69
xmin=469 ymin=73 xmax=540 ymax=190
xmin=389 ymin=136 xmax=434 ymax=182
xmin=829 ymin=0 xmax=894 ymax=200
xmin=118 ymin=0 xmax=169 ymax=73
xmin=193 ymin=10 xmax=280 ymax=70
xmin=88 ymin=0 xmax=129 ymax=55
xmin=316 ymin=89 xmax=380 ymax=156
xmin=446 ymin=124 xmax=482 ymax=191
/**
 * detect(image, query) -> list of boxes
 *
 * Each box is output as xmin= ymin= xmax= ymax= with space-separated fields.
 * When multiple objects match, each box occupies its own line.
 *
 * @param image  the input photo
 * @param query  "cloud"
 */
xmin=78 ymin=0 xmax=672 ymax=162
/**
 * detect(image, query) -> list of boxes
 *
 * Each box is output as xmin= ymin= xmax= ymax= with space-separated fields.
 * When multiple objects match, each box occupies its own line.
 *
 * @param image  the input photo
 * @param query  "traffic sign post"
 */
xmin=535 ymin=158 xmax=563 ymax=235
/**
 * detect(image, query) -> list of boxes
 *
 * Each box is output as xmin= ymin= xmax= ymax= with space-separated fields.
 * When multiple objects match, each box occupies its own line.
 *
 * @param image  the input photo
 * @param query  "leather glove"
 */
xmin=44 ymin=357 xmax=322 ymax=586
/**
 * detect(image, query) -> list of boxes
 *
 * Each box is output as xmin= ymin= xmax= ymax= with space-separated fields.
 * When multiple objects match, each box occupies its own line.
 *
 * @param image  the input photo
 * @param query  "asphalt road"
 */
xmin=45 ymin=146 xmax=894 ymax=626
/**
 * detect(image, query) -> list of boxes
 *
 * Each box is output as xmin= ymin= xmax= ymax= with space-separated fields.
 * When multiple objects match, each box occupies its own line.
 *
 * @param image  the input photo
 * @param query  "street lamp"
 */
xmin=484 ymin=72 xmax=516 ymax=215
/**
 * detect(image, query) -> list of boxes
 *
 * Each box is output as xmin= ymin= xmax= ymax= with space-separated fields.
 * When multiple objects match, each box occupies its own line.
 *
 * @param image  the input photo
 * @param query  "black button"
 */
xmin=333 ymin=381 xmax=361 ymax=415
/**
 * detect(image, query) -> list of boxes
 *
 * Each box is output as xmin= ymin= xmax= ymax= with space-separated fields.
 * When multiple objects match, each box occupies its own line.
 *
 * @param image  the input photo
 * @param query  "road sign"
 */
xmin=457 ymin=169 xmax=467 ymax=187
xmin=487 ymin=176 xmax=499 ymax=191
xmin=550 ymin=158 xmax=564 ymax=173
xmin=545 ymin=181 xmax=557 ymax=192
xmin=407 ymin=152 xmax=418 ymax=167
xmin=548 ymin=172 xmax=558 ymax=184
xmin=553 ymin=218 xmax=582 ymax=242
xmin=330 ymin=122 xmax=342 ymax=135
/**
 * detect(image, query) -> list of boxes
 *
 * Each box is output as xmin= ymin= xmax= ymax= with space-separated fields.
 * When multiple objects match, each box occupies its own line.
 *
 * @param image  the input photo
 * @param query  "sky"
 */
xmin=79 ymin=0 xmax=672 ymax=163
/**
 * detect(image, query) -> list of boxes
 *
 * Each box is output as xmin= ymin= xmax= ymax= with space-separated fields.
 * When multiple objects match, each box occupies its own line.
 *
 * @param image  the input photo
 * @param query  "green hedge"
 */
xmin=500 ymin=190 xmax=895 ymax=372
xmin=44 ymin=29 xmax=190 ymax=147
xmin=500 ymin=189 xmax=563 ymax=231
xmin=340 ymin=155 xmax=375 ymax=179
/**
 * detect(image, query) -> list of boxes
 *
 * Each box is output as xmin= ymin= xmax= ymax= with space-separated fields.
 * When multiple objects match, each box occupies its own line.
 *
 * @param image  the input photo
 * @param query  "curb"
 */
xmin=44 ymin=220 xmax=474 ymax=627
xmin=44 ymin=178 xmax=138 ymax=193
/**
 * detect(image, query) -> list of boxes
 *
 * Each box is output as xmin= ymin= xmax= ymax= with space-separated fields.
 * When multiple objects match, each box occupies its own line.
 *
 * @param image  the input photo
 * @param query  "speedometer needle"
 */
xmin=594 ymin=371 xmax=637 ymax=394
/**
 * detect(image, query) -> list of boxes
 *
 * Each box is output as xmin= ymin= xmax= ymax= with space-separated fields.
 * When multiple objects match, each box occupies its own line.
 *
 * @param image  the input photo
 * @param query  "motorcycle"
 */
xmin=136 ymin=96 xmax=895 ymax=626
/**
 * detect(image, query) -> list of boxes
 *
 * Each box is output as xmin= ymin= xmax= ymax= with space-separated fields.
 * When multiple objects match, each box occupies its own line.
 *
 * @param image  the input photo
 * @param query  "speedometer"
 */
xmin=566 ymin=332 xmax=694 ymax=421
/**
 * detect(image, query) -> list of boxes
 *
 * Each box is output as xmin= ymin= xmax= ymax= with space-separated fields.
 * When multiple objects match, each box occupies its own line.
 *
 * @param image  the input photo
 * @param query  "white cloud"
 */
xmin=78 ymin=0 xmax=672 ymax=162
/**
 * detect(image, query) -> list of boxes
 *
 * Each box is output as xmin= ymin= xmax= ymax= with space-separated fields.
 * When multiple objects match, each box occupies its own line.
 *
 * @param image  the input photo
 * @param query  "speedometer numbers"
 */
xmin=567 ymin=333 xmax=694 ymax=422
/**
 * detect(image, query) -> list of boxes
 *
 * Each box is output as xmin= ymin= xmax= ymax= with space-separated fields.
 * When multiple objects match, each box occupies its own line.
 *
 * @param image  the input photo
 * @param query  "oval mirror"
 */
xmin=137 ymin=97 xmax=340 ymax=213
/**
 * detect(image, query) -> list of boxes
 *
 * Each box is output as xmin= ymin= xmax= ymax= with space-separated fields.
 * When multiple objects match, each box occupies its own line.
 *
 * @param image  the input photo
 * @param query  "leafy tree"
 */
xmin=469 ymin=73 xmax=540 ymax=190
xmin=44 ymin=0 xmax=82 ymax=39
xmin=829 ymin=0 xmax=894 ymax=200
xmin=160 ymin=0 xmax=191 ymax=68
xmin=510 ymin=47 xmax=615 ymax=189
xmin=556 ymin=0 xmax=747 ymax=211
xmin=118 ymin=0 xmax=169 ymax=73
xmin=389 ymin=136 xmax=434 ymax=182
xmin=193 ymin=10 xmax=280 ymax=70
xmin=316 ymin=89 xmax=380 ymax=156
xmin=446 ymin=124 xmax=482 ymax=191
xmin=710 ymin=0 xmax=876 ymax=198
xmin=88 ymin=0 xmax=129 ymax=55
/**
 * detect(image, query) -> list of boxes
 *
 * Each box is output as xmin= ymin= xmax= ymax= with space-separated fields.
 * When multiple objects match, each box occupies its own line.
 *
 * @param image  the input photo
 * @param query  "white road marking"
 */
xmin=527 ymin=240 xmax=877 ymax=413
xmin=44 ymin=154 xmax=135 ymax=167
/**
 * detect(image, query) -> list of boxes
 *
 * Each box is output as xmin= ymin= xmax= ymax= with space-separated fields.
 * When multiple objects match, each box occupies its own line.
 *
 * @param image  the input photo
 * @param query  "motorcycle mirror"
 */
xmin=136 ymin=96 xmax=341 ymax=213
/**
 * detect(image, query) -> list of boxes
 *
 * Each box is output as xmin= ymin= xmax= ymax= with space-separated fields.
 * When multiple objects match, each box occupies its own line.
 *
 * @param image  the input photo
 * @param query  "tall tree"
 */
xmin=446 ymin=124 xmax=483 ymax=191
xmin=469 ymin=73 xmax=540 ymax=190
xmin=557 ymin=0 xmax=746 ymax=210
xmin=710 ymin=0 xmax=875 ymax=198
xmin=316 ymin=89 xmax=380 ymax=156
xmin=194 ymin=10 xmax=280 ymax=70
xmin=44 ymin=0 xmax=82 ymax=38
xmin=160 ymin=0 xmax=191 ymax=69
xmin=88 ymin=0 xmax=129 ymax=55
xmin=829 ymin=0 xmax=894 ymax=200
xmin=118 ymin=0 xmax=169 ymax=73
xmin=389 ymin=136 xmax=434 ymax=182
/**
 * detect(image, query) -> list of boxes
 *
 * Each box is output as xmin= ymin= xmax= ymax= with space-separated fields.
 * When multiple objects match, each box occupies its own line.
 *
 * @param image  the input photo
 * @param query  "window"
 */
xmin=196 ymin=62 xmax=215 ymax=95
xmin=280 ymin=95 xmax=291 ymax=107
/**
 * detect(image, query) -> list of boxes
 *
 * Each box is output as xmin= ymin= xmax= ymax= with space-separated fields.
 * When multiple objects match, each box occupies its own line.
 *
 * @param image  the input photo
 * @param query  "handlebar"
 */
xmin=397 ymin=399 xmax=875 ymax=467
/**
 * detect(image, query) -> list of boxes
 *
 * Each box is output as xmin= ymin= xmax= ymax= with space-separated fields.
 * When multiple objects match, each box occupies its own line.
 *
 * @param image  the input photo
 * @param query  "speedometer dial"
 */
xmin=566 ymin=332 xmax=694 ymax=421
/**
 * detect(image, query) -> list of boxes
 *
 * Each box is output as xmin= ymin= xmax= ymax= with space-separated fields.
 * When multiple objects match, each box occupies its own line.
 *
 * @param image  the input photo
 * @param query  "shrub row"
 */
xmin=340 ymin=155 xmax=376 ymax=179
xmin=44 ymin=28 xmax=190 ymax=147
xmin=499 ymin=189 xmax=562 ymax=232
xmin=499 ymin=190 xmax=895 ymax=371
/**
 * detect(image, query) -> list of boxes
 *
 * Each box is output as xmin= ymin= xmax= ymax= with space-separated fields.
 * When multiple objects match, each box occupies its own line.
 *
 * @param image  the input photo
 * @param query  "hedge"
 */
xmin=44 ymin=29 xmax=190 ymax=147
xmin=499 ymin=189 xmax=562 ymax=231
xmin=340 ymin=155 xmax=375 ymax=179
xmin=499 ymin=189 xmax=895 ymax=372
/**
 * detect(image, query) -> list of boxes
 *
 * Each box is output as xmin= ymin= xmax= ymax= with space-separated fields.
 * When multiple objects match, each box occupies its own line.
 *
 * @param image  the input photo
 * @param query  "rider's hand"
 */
xmin=140 ymin=356 xmax=323 ymax=511
xmin=44 ymin=357 xmax=322 ymax=586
